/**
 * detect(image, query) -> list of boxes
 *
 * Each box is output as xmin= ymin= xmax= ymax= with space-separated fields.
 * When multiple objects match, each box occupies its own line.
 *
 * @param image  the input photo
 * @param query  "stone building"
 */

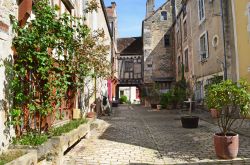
xmin=173 ymin=0 xmax=250 ymax=101
xmin=173 ymin=0 xmax=193 ymax=83
xmin=116 ymin=37 xmax=143 ymax=100
xmin=106 ymin=2 xmax=119 ymax=101
xmin=82 ymin=0 xmax=112 ymax=113
xmin=142 ymin=0 xmax=175 ymax=93
xmin=0 ymin=0 xmax=18 ymax=153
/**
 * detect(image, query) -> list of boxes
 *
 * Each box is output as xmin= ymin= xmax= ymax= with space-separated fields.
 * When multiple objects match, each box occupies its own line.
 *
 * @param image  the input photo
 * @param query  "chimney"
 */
xmin=111 ymin=2 xmax=116 ymax=8
xmin=146 ymin=0 xmax=155 ymax=18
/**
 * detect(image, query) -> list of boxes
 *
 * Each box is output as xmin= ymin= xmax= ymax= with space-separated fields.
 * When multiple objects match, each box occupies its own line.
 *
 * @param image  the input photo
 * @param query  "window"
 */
xmin=198 ymin=0 xmax=205 ymax=22
xmin=164 ymin=34 xmax=170 ymax=47
xmin=195 ymin=81 xmax=203 ymax=101
xmin=147 ymin=64 xmax=152 ymax=68
xmin=160 ymin=11 xmax=167 ymax=21
xmin=184 ymin=49 xmax=189 ymax=72
xmin=183 ymin=20 xmax=187 ymax=40
xmin=199 ymin=31 xmax=208 ymax=61
xmin=125 ymin=61 xmax=133 ymax=71
xmin=109 ymin=22 xmax=113 ymax=34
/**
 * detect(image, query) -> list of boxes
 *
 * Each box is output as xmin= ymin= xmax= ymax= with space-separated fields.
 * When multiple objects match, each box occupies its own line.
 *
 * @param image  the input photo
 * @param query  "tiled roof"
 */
xmin=117 ymin=37 xmax=143 ymax=55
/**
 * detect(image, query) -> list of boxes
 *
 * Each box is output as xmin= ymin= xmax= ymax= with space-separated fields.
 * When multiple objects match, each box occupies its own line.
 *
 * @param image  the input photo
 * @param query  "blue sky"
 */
xmin=104 ymin=0 xmax=166 ymax=38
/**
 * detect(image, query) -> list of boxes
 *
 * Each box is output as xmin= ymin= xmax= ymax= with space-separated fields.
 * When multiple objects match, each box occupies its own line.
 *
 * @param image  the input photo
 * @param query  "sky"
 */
xmin=104 ymin=0 xmax=166 ymax=38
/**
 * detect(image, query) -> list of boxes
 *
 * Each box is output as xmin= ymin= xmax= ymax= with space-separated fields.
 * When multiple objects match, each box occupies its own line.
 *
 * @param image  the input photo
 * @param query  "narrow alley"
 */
xmin=63 ymin=105 xmax=250 ymax=165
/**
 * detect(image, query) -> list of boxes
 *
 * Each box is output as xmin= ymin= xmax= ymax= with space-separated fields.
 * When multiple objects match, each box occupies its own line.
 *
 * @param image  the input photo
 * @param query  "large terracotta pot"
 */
xmin=87 ymin=112 xmax=96 ymax=118
xmin=214 ymin=133 xmax=239 ymax=159
xmin=210 ymin=108 xmax=220 ymax=118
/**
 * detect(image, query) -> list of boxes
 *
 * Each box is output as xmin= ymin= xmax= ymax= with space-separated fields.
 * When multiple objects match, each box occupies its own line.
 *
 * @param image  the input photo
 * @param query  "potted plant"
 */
xmin=205 ymin=80 xmax=250 ymax=159
xmin=149 ymin=84 xmax=161 ymax=109
xmin=181 ymin=77 xmax=199 ymax=128
xmin=205 ymin=75 xmax=223 ymax=118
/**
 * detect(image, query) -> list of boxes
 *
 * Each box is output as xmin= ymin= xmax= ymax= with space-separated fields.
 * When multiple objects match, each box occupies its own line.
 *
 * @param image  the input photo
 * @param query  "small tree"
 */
xmin=205 ymin=80 xmax=250 ymax=135
xmin=8 ymin=0 xmax=111 ymax=136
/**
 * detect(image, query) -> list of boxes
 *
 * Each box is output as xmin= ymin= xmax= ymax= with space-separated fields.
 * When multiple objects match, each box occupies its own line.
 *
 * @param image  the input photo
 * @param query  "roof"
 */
xmin=117 ymin=37 xmax=143 ymax=55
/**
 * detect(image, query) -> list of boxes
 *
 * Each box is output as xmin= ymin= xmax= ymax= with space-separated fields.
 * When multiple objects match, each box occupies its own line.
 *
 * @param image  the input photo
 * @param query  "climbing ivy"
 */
xmin=9 ymin=0 xmax=111 ymax=135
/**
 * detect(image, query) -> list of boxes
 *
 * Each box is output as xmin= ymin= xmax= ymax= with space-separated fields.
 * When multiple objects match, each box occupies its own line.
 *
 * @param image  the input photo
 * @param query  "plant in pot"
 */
xmin=149 ymin=84 xmax=161 ymax=109
xmin=160 ymin=91 xmax=172 ymax=109
xmin=181 ymin=77 xmax=199 ymax=128
xmin=205 ymin=75 xmax=223 ymax=118
xmin=205 ymin=80 xmax=250 ymax=159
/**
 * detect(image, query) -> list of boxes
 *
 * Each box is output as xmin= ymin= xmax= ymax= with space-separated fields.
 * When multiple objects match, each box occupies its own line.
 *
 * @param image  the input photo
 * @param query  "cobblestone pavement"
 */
xmin=63 ymin=105 xmax=250 ymax=165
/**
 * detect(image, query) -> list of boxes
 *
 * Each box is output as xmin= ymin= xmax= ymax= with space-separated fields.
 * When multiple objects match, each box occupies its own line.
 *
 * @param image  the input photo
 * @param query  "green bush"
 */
xmin=51 ymin=118 xmax=87 ymax=136
xmin=13 ymin=118 xmax=88 ymax=146
xmin=205 ymin=80 xmax=250 ymax=135
xmin=13 ymin=133 xmax=48 ymax=146
xmin=119 ymin=95 xmax=128 ymax=104
xmin=160 ymin=92 xmax=172 ymax=108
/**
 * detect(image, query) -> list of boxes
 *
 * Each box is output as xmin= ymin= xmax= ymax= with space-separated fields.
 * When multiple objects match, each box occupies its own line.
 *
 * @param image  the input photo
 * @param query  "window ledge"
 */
xmin=200 ymin=58 xmax=208 ymax=63
xmin=199 ymin=17 xmax=206 ymax=26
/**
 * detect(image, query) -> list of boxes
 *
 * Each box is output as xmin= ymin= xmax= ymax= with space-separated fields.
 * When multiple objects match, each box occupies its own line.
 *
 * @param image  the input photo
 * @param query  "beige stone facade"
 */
xmin=173 ymin=0 xmax=241 ymax=101
xmin=173 ymin=0 xmax=226 ymax=101
xmin=142 ymin=0 xmax=175 ymax=88
xmin=0 ymin=0 xmax=18 ymax=153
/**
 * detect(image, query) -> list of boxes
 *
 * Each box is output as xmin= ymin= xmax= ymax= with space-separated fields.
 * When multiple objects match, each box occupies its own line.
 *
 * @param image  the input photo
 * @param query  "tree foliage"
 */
xmin=8 ymin=0 xmax=111 ymax=135
xmin=205 ymin=80 xmax=250 ymax=135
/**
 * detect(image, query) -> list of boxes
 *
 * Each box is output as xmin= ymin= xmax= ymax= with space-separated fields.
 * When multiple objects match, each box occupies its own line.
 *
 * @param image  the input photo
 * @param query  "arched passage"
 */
xmin=115 ymin=84 xmax=142 ymax=104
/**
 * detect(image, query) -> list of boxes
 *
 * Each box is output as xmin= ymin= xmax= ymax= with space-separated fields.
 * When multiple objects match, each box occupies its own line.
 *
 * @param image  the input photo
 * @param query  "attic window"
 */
xmin=160 ymin=11 xmax=167 ymax=21
xmin=147 ymin=64 xmax=152 ymax=68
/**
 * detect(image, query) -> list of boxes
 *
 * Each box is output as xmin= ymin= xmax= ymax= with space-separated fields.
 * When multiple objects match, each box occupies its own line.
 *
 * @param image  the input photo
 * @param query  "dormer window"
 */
xmin=160 ymin=11 xmax=167 ymax=21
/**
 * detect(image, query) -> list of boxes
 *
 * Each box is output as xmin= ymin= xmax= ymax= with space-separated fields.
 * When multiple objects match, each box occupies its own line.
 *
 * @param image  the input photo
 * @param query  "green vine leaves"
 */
xmin=8 ymin=0 xmax=111 ymax=134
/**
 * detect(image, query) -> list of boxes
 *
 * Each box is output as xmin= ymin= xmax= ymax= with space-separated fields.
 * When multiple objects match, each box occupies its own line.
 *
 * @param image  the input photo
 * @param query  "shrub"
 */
xmin=119 ymin=95 xmax=128 ymax=104
xmin=160 ymin=92 xmax=172 ymax=108
xmin=13 ymin=133 xmax=48 ymax=146
xmin=12 ymin=118 xmax=88 ymax=146
xmin=51 ymin=118 xmax=87 ymax=136
xmin=205 ymin=80 xmax=250 ymax=135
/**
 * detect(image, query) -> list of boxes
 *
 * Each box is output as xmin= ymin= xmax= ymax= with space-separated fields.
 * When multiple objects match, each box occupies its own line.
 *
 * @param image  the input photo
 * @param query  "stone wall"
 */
xmin=0 ymin=0 xmax=18 ymax=154
xmin=189 ymin=0 xmax=224 ymax=80
xmin=143 ymin=1 xmax=174 ymax=84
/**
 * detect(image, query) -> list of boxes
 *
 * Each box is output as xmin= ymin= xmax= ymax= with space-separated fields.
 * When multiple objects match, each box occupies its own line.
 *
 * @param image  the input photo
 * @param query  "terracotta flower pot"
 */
xmin=210 ymin=108 xmax=220 ymax=118
xmin=214 ymin=133 xmax=239 ymax=159
xmin=87 ymin=112 xmax=96 ymax=118
xmin=157 ymin=104 xmax=162 ymax=110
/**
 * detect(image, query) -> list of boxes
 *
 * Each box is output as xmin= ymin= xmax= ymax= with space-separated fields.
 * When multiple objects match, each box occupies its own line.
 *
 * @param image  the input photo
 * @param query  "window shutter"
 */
xmin=18 ymin=0 xmax=32 ymax=26
xmin=205 ymin=31 xmax=209 ymax=58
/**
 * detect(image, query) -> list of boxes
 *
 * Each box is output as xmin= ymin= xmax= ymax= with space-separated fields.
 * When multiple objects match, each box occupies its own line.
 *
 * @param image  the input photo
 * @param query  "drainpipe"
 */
xmin=220 ymin=0 xmax=228 ymax=80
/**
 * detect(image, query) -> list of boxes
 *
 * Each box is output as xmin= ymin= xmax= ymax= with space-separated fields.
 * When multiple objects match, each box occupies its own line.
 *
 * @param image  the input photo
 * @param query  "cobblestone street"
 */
xmin=63 ymin=105 xmax=250 ymax=165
